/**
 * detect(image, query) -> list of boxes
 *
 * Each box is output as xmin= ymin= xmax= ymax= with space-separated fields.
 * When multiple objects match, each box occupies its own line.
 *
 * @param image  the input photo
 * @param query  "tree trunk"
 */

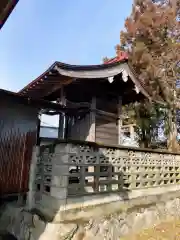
xmin=167 ymin=109 xmax=179 ymax=152
xmin=140 ymin=130 xmax=149 ymax=148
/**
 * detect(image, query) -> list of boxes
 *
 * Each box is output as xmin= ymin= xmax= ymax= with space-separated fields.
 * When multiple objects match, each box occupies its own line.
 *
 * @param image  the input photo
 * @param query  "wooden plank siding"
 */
xmin=95 ymin=115 xmax=118 ymax=145
xmin=66 ymin=96 xmax=119 ymax=145
xmin=67 ymin=114 xmax=91 ymax=141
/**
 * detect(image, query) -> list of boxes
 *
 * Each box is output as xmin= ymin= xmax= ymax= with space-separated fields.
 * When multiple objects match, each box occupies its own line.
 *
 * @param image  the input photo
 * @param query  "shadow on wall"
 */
xmin=38 ymin=139 xmax=131 ymax=202
xmin=67 ymin=144 xmax=130 ymax=201
xmin=39 ymin=140 xmax=131 ymax=209
xmin=0 ymin=231 xmax=17 ymax=240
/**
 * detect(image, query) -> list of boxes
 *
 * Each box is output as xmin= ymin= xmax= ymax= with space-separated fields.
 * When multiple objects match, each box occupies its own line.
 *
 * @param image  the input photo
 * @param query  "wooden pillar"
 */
xmin=88 ymin=97 xmax=96 ymax=142
xmin=36 ymin=115 xmax=41 ymax=146
xmin=117 ymin=97 xmax=122 ymax=145
xmin=130 ymin=124 xmax=135 ymax=141
xmin=58 ymin=86 xmax=66 ymax=139
xmin=64 ymin=115 xmax=69 ymax=139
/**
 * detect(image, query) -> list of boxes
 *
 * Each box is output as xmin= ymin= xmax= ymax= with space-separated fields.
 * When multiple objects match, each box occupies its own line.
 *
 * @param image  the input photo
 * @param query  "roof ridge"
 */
xmin=104 ymin=51 xmax=128 ymax=64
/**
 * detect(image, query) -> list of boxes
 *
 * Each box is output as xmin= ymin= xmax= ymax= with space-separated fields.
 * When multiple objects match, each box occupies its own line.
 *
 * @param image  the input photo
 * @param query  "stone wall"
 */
xmin=28 ymin=140 xmax=180 ymax=219
xmin=2 ymin=194 xmax=180 ymax=240
xmin=18 ymin=140 xmax=180 ymax=239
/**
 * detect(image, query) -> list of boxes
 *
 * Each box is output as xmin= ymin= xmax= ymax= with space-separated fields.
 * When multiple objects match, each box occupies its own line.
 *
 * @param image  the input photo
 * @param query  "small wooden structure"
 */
xmin=19 ymin=59 xmax=150 ymax=146
xmin=0 ymin=58 xmax=151 ymax=197
xmin=15 ymin=59 xmax=180 ymax=222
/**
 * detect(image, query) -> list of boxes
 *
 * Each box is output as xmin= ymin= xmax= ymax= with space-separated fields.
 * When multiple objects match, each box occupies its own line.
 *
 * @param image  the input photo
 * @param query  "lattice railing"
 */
xmin=34 ymin=142 xmax=180 ymax=199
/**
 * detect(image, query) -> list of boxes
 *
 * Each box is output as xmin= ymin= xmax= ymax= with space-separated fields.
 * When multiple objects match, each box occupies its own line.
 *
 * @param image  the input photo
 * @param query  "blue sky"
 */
xmin=0 ymin=0 xmax=133 ymax=126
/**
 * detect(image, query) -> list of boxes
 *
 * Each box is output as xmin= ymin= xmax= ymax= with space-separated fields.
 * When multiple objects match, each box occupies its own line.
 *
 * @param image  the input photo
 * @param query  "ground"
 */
xmin=121 ymin=219 xmax=180 ymax=240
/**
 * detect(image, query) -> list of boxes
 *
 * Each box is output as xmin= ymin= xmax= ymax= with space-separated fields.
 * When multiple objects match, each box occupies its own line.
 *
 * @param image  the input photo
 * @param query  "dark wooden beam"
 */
xmin=94 ymin=109 xmax=117 ymax=119
xmin=66 ymin=99 xmax=90 ymax=108
xmin=0 ymin=89 xmax=70 ymax=111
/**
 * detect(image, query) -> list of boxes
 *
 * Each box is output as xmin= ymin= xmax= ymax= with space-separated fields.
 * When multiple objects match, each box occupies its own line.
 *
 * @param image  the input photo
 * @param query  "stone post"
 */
xmin=50 ymin=143 xmax=70 ymax=206
xmin=118 ymin=97 xmax=122 ymax=145
xmin=88 ymin=96 xmax=96 ymax=142
xmin=27 ymin=146 xmax=40 ymax=210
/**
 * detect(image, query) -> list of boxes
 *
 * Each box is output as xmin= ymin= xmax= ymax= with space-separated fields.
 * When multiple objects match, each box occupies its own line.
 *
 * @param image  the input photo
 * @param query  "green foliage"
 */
xmin=122 ymin=101 xmax=168 ymax=148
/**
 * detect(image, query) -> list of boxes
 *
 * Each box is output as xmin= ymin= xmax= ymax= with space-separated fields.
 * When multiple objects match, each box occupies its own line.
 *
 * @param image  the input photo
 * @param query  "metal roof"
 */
xmin=19 ymin=59 xmax=151 ymax=101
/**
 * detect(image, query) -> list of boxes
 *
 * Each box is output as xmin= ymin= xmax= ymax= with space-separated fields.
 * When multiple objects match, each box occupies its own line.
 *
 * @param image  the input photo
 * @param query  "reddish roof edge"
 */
xmin=104 ymin=51 xmax=128 ymax=64
xmin=19 ymin=61 xmax=60 ymax=94
xmin=0 ymin=0 xmax=19 ymax=30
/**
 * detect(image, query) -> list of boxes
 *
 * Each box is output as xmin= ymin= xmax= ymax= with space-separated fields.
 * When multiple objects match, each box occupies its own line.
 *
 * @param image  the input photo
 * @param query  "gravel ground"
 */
xmin=121 ymin=219 xmax=180 ymax=240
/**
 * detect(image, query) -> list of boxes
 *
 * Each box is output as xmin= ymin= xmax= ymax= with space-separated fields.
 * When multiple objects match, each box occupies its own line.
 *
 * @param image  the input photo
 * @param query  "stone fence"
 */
xmin=28 ymin=139 xmax=180 ymax=222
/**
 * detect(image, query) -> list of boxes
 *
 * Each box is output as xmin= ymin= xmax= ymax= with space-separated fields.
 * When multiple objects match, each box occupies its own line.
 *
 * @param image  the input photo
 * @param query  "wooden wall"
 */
xmin=66 ymin=97 xmax=119 ymax=145
xmin=67 ymin=114 xmax=91 ymax=141
xmin=0 ymin=97 xmax=38 ymax=196
xmin=95 ymin=115 xmax=118 ymax=145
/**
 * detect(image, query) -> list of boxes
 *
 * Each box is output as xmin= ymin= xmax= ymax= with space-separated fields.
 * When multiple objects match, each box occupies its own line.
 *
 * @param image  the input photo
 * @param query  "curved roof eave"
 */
xmin=54 ymin=60 xmax=128 ymax=78
xmin=19 ymin=60 xmax=151 ymax=100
